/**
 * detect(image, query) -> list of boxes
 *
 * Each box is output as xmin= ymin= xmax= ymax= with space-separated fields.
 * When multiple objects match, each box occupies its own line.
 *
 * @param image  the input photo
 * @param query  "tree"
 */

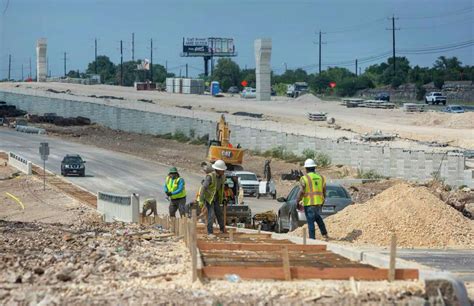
xmin=240 ymin=68 xmax=256 ymax=88
xmin=86 ymin=55 xmax=116 ymax=84
xmin=211 ymin=58 xmax=241 ymax=91
xmin=66 ymin=70 xmax=80 ymax=78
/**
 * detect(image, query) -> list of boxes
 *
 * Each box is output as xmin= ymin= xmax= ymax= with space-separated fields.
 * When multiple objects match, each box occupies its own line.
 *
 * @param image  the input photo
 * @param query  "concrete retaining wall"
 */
xmin=7 ymin=152 xmax=32 ymax=175
xmin=97 ymin=192 xmax=139 ymax=223
xmin=0 ymin=91 xmax=470 ymax=187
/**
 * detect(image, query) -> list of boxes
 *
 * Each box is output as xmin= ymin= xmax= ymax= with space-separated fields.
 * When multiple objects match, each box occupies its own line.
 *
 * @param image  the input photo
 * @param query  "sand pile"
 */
xmin=413 ymin=112 xmax=474 ymax=129
xmin=293 ymin=183 xmax=474 ymax=248
xmin=294 ymin=93 xmax=321 ymax=103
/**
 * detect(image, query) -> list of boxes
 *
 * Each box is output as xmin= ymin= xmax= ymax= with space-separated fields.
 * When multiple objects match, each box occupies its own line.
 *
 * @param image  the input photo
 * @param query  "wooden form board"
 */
xmin=197 ymin=241 xmax=327 ymax=252
xmin=202 ymin=266 xmax=419 ymax=281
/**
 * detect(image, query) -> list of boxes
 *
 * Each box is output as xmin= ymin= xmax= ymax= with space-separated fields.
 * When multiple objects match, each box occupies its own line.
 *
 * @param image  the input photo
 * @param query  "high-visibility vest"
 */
xmin=201 ymin=173 xmax=225 ymax=205
xmin=300 ymin=172 xmax=325 ymax=206
xmin=166 ymin=176 xmax=186 ymax=200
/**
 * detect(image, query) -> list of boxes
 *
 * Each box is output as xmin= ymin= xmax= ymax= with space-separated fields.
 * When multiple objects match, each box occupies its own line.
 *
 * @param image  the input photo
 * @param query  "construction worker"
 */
xmin=224 ymin=183 xmax=234 ymax=204
xmin=297 ymin=159 xmax=328 ymax=240
xmin=164 ymin=167 xmax=187 ymax=218
xmin=199 ymin=159 xmax=226 ymax=235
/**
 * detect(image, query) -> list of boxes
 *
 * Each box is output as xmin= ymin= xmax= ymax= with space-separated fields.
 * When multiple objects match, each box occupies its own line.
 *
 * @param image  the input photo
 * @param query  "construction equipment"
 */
xmin=207 ymin=115 xmax=244 ymax=170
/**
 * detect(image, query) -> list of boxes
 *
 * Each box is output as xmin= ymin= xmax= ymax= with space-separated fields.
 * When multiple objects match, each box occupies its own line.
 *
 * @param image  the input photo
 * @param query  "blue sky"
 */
xmin=1 ymin=0 xmax=473 ymax=79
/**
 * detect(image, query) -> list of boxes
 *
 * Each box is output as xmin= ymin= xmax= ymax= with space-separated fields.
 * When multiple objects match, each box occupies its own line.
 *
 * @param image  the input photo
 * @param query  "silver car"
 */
xmin=275 ymin=183 xmax=353 ymax=233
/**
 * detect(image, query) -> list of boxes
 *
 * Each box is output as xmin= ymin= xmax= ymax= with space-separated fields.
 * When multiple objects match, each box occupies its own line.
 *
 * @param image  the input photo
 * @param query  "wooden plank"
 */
xmin=302 ymin=228 xmax=307 ymax=245
xmin=191 ymin=209 xmax=198 ymax=282
xmin=389 ymin=232 xmax=397 ymax=282
xmin=202 ymin=266 xmax=418 ymax=280
xmin=197 ymin=241 xmax=326 ymax=252
xmin=281 ymin=246 xmax=291 ymax=281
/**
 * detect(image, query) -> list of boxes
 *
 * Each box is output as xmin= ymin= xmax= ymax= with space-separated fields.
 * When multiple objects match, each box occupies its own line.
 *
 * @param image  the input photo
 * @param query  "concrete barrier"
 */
xmin=7 ymin=152 xmax=32 ymax=175
xmin=97 ymin=192 xmax=139 ymax=223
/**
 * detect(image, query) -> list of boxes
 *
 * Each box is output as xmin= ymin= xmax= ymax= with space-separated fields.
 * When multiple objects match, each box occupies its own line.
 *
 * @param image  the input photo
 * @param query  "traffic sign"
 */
xmin=241 ymin=80 xmax=248 ymax=87
xmin=329 ymin=82 xmax=336 ymax=88
xmin=39 ymin=142 xmax=49 ymax=161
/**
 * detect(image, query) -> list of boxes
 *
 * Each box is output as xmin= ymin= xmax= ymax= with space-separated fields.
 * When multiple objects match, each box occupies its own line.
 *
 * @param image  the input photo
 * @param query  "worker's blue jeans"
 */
xmin=304 ymin=205 xmax=328 ymax=239
xmin=206 ymin=201 xmax=225 ymax=234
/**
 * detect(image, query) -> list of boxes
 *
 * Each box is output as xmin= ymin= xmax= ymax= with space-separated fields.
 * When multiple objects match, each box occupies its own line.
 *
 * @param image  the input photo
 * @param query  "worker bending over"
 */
xmin=297 ymin=159 xmax=329 ymax=240
xmin=199 ymin=159 xmax=226 ymax=235
xmin=164 ymin=167 xmax=187 ymax=218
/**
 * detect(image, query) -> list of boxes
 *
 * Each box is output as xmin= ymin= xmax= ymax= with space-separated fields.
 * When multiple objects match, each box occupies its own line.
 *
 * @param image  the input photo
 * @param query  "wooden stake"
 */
xmin=223 ymin=204 xmax=227 ymax=233
xmin=229 ymin=229 xmax=234 ymax=242
xmin=302 ymin=227 xmax=307 ymax=245
xmin=282 ymin=246 xmax=291 ymax=281
xmin=258 ymin=223 xmax=261 ymax=234
xmin=388 ymin=232 xmax=397 ymax=282
xmin=191 ymin=209 xmax=198 ymax=282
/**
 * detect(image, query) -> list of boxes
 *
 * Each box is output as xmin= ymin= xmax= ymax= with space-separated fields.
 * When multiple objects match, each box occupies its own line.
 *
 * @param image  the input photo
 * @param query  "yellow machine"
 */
xmin=207 ymin=115 xmax=244 ymax=170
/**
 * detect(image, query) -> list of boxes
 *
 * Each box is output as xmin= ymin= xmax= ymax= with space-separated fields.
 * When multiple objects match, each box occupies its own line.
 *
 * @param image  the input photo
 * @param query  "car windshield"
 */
xmin=451 ymin=107 xmax=462 ymax=110
xmin=63 ymin=157 xmax=82 ymax=163
xmin=326 ymin=186 xmax=348 ymax=198
xmin=237 ymin=174 xmax=257 ymax=181
xmin=433 ymin=93 xmax=442 ymax=96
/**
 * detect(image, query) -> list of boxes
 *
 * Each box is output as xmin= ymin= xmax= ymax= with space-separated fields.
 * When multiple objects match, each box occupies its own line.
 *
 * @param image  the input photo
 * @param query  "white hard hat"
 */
xmin=304 ymin=159 xmax=317 ymax=168
xmin=212 ymin=160 xmax=227 ymax=171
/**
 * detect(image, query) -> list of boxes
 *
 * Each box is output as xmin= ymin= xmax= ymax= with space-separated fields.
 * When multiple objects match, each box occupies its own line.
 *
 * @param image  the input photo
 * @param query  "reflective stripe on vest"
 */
xmin=301 ymin=173 xmax=324 ymax=206
xmin=166 ymin=176 xmax=187 ymax=200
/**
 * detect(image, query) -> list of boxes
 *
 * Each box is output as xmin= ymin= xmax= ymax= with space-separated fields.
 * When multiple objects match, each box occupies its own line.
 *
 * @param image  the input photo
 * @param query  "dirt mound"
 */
xmin=293 ymin=183 xmax=474 ymax=248
xmin=294 ymin=93 xmax=321 ymax=103
xmin=413 ymin=112 xmax=474 ymax=129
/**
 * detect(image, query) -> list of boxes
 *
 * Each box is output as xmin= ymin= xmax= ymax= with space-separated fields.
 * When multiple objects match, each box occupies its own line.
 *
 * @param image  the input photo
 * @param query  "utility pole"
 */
xmin=185 ymin=63 xmax=188 ymax=78
xmin=63 ymin=52 xmax=67 ymax=77
xmin=355 ymin=59 xmax=358 ymax=76
xmin=94 ymin=38 xmax=98 ymax=74
xmin=29 ymin=58 xmax=32 ymax=79
xmin=8 ymin=54 xmax=11 ymax=80
xmin=317 ymin=31 xmax=326 ymax=75
xmin=21 ymin=64 xmax=24 ymax=81
xmin=387 ymin=15 xmax=399 ymax=76
xmin=120 ymin=40 xmax=123 ymax=86
xmin=150 ymin=38 xmax=153 ymax=82
xmin=46 ymin=57 xmax=49 ymax=77
xmin=165 ymin=60 xmax=168 ymax=74
xmin=132 ymin=33 xmax=135 ymax=61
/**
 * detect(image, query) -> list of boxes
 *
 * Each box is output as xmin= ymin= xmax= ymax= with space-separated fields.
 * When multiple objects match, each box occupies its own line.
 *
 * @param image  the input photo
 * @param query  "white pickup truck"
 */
xmin=425 ymin=92 xmax=447 ymax=105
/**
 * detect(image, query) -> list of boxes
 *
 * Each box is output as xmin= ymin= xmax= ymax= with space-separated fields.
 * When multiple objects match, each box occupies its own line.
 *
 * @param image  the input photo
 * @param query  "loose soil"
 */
xmin=293 ymin=183 xmax=474 ymax=249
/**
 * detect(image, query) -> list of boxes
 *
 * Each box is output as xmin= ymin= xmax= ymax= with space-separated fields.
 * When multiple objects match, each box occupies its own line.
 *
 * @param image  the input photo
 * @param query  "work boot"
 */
xmin=207 ymin=233 xmax=216 ymax=239
xmin=322 ymin=234 xmax=329 ymax=241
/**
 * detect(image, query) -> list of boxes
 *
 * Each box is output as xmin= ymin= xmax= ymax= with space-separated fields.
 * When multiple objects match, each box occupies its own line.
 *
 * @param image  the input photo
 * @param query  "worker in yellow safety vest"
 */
xmin=164 ymin=167 xmax=187 ymax=218
xmin=296 ymin=159 xmax=328 ymax=240
xmin=199 ymin=160 xmax=226 ymax=236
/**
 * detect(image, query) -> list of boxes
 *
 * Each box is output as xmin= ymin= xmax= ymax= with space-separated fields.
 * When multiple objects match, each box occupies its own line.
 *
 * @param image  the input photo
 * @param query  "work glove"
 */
xmin=166 ymin=192 xmax=172 ymax=197
xmin=297 ymin=201 xmax=303 ymax=210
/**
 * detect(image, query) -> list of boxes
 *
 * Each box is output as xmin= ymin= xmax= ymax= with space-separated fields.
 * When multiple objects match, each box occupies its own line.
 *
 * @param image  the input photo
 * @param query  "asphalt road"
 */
xmin=2 ymin=127 xmax=473 ymax=281
xmin=0 ymin=127 xmax=276 ymax=215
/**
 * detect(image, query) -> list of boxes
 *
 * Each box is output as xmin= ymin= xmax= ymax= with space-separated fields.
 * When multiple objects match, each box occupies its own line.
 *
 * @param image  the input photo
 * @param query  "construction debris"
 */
xmin=281 ymin=169 xmax=303 ymax=181
xmin=28 ymin=114 xmax=91 ymax=126
xmin=88 ymin=94 xmax=124 ymax=100
xmin=307 ymin=112 xmax=327 ymax=121
xmin=232 ymin=111 xmax=263 ymax=118
xmin=403 ymin=103 xmax=425 ymax=112
xmin=361 ymin=130 xmax=396 ymax=142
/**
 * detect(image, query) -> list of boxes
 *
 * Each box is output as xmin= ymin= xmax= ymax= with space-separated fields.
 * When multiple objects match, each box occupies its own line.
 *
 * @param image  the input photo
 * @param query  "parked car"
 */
xmin=61 ymin=154 xmax=86 ymax=177
xmin=374 ymin=92 xmax=390 ymax=102
xmin=227 ymin=86 xmax=240 ymax=94
xmin=233 ymin=171 xmax=259 ymax=197
xmin=425 ymin=92 xmax=447 ymax=105
xmin=443 ymin=105 xmax=465 ymax=113
xmin=275 ymin=183 xmax=353 ymax=233
xmin=241 ymin=87 xmax=256 ymax=99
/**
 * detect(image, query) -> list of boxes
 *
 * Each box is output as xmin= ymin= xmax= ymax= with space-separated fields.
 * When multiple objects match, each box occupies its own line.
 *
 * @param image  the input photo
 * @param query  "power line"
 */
xmin=400 ymin=6 xmax=473 ymax=20
xmin=325 ymin=17 xmax=386 ymax=34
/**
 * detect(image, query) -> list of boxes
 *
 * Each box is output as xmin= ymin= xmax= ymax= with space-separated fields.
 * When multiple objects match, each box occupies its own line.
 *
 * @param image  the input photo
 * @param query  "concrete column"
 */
xmin=254 ymin=38 xmax=272 ymax=101
xmin=36 ymin=38 xmax=47 ymax=82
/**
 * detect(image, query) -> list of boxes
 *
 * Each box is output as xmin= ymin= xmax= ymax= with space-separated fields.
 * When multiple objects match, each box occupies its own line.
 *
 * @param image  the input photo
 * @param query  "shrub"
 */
xmin=356 ymin=169 xmax=385 ymax=179
xmin=302 ymin=148 xmax=315 ymax=159
xmin=314 ymin=152 xmax=331 ymax=168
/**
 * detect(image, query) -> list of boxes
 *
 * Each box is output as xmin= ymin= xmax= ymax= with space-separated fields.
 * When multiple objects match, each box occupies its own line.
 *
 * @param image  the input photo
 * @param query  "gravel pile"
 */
xmin=294 ymin=183 xmax=474 ymax=248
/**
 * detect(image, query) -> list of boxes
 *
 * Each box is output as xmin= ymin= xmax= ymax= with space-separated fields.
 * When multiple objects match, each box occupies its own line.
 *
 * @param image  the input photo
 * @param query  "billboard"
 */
xmin=182 ymin=37 xmax=235 ymax=56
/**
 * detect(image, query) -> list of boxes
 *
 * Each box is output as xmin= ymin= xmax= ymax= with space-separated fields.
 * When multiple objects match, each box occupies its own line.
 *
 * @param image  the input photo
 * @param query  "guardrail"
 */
xmin=7 ymin=152 xmax=32 ymax=175
xmin=97 ymin=192 xmax=139 ymax=223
